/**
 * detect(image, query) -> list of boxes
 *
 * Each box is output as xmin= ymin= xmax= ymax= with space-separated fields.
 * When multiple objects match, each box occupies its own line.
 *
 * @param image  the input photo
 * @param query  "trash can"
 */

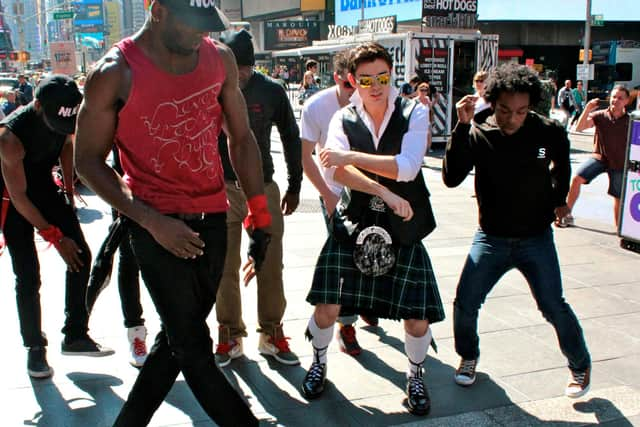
xmin=619 ymin=110 xmax=640 ymax=253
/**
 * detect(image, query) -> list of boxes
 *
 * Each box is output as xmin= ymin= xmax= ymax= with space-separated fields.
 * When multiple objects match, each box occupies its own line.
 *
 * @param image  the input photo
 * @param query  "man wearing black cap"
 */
xmin=74 ymin=1 xmax=267 ymax=426
xmin=215 ymin=29 xmax=302 ymax=367
xmin=0 ymin=74 xmax=114 ymax=380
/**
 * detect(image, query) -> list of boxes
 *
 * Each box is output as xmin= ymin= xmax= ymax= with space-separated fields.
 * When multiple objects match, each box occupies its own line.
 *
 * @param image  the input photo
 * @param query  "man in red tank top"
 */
xmin=74 ymin=1 xmax=269 ymax=426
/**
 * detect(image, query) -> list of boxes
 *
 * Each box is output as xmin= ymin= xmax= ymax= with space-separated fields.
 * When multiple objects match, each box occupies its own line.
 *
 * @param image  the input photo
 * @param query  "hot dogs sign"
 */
xmin=422 ymin=0 xmax=478 ymax=29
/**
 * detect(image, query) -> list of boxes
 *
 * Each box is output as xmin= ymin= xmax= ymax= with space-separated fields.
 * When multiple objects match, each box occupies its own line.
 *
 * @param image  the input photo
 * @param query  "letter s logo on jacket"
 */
xmin=537 ymin=148 xmax=546 ymax=159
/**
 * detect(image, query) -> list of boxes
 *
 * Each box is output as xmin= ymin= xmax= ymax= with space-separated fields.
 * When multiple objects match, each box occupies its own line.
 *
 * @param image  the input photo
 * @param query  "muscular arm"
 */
xmin=575 ymin=99 xmax=599 ymax=132
xmin=74 ymin=50 xmax=159 ymax=228
xmin=0 ymin=129 xmax=50 ymax=230
xmin=218 ymin=44 xmax=264 ymax=200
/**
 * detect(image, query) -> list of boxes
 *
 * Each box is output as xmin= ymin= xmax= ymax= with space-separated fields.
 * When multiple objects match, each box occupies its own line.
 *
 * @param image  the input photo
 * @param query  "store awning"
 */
xmin=498 ymin=48 xmax=524 ymax=58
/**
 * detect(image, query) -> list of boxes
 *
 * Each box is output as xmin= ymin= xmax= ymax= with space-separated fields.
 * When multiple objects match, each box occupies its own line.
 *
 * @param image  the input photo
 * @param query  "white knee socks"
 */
xmin=405 ymin=328 xmax=432 ymax=378
xmin=307 ymin=315 xmax=334 ymax=364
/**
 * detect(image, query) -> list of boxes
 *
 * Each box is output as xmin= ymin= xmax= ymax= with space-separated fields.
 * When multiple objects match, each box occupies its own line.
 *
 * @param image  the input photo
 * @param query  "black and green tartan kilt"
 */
xmin=307 ymin=235 xmax=445 ymax=323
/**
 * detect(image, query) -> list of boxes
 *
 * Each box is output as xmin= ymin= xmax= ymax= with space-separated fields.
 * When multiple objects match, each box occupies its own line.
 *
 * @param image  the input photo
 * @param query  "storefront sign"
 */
xmin=421 ymin=0 xmax=478 ymax=29
xmin=49 ymin=42 xmax=78 ymax=75
xmin=357 ymin=15 xmax=397 ymax=34
xmin=264 ymin=21 xmax=320 ymax=50
xmin=327 ymin=24 xmax=356 ymax=39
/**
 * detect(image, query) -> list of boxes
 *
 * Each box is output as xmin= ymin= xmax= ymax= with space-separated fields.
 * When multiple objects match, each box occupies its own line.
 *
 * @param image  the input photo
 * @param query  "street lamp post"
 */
xmin=583 ymin=0 xmax=591 ymax=97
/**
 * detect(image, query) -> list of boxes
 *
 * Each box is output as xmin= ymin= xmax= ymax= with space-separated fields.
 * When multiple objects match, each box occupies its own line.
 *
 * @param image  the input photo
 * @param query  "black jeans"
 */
xmin=113 ymin=213 xmax=258 ymax=427
xmin=111 ymin=210 xmax=144 ymax=328
xmin=4 ymin=188 xmax=91 ymax=348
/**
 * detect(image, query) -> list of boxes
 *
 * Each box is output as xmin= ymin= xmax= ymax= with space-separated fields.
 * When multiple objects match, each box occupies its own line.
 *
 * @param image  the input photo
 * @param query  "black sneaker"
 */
xmin=62 ymin=336 xmax=115 ymax=357
xmin=405 ymin=375 xmax=430 ymax=416
xmin=27 ymin=347 xmax=54 ymax=379
xmin=301 ymin=362 xmax=326 ymax=399
xmin=454 ymin=358 xmax=478 ymax=386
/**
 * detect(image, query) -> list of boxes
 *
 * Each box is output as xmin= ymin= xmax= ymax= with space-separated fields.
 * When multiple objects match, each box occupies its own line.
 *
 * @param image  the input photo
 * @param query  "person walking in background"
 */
xmin=443 ymin=63 xmax=591 ymax=399
xmin=214 ymin=29 xmax=303 ymax=368
xmin=73 ymin=1 xmax=271 ymax=425
xmin=560 ymin=85 xmax=630 ymax=229
xmin=17 ymin=74 xmax=34 ymax=105
xmin=571 ymin=80 xmax=586 ymax=125
xmin=416 ymin=81 xmax=434 ymax=151
xmin=0 ymin=75 xmax=114 ymax=380
xmin=301 ymin=42 xmax=444 ymax=416
xmin=298 ymin=70 xmax=320 ymax=105
xmin=2 ymin=90 xmax=18 ymax=116
xmin=557 ymin=79 xmax=576 ymax=127
xmin=472 ymin=71 xmax=490 ymax=116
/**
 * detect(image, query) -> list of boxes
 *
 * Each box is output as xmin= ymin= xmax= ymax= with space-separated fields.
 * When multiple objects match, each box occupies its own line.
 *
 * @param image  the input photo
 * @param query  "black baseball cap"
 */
xmin=158 ymin=0 xmax=229 ymax=32
xmin=220 ymin=29 xmax=255 ymax=66
xmin=35 ymin=74 xmax=83 ymax=135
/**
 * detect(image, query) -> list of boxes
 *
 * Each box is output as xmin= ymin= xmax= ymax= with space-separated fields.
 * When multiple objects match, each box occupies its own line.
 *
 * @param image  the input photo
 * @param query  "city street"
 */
xmin=1 ymin=128 xmax=639 ymax=426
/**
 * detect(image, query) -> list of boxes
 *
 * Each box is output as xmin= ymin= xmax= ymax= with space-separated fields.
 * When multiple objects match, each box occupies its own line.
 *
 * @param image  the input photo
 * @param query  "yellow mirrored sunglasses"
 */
xmin=355 ymin=73 xmax=391 ymax=88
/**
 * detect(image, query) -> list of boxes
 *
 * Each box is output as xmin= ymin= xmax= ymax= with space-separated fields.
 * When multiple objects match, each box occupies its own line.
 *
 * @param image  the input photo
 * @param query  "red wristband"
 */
xmin=243 ymin=194 xmax=272 ymax=230
xmin=38 ymin=226 xmax=64 ymax=250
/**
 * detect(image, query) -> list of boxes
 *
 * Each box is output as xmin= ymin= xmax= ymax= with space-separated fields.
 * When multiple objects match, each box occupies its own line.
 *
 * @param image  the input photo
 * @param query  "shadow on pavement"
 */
xmin=25 ymin=372 xmax=123 ymax=427
xmin=76 ymin=206 xmax=104 ymax=224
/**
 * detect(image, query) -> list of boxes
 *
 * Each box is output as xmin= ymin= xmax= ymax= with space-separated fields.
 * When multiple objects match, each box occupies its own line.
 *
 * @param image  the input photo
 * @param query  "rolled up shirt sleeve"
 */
xmin=323 ymin=110 xmax=350 ymax=184
xmin=395 ymin=103 xmax=429 ymax=182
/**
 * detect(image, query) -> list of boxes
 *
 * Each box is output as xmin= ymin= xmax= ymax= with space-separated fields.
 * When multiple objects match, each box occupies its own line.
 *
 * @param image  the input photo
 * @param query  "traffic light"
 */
xmin=579 ymin=49 xmax=593 ymax=61
xmin=9 ymin=51 xmax=18 ymax=61
xmin=19 ymin=51 xmax=30 ymax=62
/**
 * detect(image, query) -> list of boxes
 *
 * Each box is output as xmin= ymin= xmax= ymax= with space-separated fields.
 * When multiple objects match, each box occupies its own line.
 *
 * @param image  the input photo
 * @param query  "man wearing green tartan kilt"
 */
xmin=300 ymin=42 xmax=445 ymax=417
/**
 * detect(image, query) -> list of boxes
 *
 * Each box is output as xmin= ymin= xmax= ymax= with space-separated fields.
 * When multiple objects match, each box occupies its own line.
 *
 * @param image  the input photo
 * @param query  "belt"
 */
xmin=170 ymin=212 xmax=213 ymax=221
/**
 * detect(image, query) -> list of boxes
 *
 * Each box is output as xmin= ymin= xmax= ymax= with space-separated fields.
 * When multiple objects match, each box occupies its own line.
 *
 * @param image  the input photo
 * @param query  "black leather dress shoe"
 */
xmin=301 ymin=362 xmax=326 ymax=399
xmin=406 ymin=376 xmax=430 ymax=416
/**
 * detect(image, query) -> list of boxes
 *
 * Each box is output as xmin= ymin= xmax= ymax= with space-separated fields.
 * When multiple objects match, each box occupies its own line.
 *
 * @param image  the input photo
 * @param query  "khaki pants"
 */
xmin=215 ymin=181 xmax=286 ymax=339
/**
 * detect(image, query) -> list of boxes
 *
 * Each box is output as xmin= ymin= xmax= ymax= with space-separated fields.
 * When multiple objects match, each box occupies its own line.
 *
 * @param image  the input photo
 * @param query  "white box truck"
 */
xmin=272 ymin=30 xmax=499 ymax=144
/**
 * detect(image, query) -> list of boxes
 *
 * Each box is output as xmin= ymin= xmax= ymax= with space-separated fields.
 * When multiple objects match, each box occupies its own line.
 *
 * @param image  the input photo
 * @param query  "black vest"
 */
xmin=341 ymin=97 xmax=436 ymax=245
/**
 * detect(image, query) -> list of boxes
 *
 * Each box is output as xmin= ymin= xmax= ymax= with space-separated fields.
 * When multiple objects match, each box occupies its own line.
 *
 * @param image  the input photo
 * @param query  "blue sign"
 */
xmin=335 ymin=0 xmax=421 ymax=26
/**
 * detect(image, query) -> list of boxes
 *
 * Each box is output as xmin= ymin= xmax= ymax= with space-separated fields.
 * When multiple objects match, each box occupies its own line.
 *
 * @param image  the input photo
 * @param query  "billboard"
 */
xmin=335 ymin=0 xmax=421 ymax=26
xmin=620 ymin=119 xmax=640 ymax=243
xmin=264 ymin=21 xmax=320 ymax=51
xmin=74 ymin=0 xmax=104 ymax=33
xmin=50 ymin=41 xmax=78 ymax=75
xmin=335 ymin=0 xmax=640 ymax=26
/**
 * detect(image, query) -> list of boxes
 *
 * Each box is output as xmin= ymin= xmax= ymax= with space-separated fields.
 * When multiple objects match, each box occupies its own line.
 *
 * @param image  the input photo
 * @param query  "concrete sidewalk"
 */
xmin=1 ymin=135 xmax=638 ymax=426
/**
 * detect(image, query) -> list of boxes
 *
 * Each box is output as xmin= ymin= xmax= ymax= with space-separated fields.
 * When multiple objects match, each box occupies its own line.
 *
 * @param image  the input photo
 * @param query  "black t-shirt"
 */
xmin=0 ymin=104 xmax=67 ymax=194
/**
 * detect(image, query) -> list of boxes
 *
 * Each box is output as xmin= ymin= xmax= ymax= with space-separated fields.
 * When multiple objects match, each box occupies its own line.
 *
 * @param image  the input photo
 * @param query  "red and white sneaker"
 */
xmin=127 ymin=326 xmax=148 ymax=368
xmin=258 ymin=325 xmax=300 ymax=365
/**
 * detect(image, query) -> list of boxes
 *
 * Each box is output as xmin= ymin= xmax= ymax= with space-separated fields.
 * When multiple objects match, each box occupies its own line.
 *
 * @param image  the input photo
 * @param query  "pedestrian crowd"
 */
xmin=0 ymin=1 xmax=635 ymax=424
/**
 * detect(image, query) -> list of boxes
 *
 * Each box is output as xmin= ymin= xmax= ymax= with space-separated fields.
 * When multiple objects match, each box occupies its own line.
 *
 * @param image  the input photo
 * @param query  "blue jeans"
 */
xmin=453 ymin=228 xmax=591 ymax=372
xmin=113 ymin=214 xmax=257 ymax=427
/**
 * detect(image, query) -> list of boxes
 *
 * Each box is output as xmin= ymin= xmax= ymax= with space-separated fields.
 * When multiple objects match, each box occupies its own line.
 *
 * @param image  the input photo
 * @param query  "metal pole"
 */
xmin=583 ymin=0 xmax=591 ymax=98
xmin=361 ymin=0 xmax=364 ymax=21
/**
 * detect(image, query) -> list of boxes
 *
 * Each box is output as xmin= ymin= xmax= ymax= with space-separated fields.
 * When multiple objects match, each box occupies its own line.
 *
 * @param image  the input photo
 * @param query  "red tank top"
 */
xmin=115 ymin=37 xmax=227 ymax=214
